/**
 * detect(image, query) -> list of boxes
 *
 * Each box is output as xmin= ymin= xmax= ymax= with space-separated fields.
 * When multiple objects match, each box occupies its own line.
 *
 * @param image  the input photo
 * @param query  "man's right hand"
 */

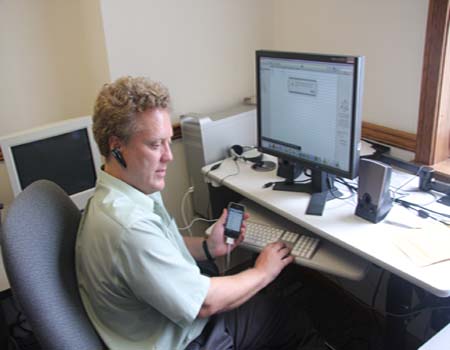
xmin=254 ymin=242 xmax=294 ymax=283
xmin=199 ymin=242 xmax=294 ymax=318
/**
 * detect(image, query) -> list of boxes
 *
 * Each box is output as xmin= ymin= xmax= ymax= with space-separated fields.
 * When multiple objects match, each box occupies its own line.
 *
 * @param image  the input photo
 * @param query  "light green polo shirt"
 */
xmin=75 ymin=170 xmax=210 ymax=350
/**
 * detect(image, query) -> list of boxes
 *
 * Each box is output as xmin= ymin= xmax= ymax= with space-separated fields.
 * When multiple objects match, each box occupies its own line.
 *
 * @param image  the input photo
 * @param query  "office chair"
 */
xmin=1 ymin=180 xmax=104 ymax=350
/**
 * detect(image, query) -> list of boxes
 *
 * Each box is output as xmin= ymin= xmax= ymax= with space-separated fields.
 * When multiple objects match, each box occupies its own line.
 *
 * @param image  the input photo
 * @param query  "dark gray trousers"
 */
xmin=186 ymin=294 xmax=326 ymax=350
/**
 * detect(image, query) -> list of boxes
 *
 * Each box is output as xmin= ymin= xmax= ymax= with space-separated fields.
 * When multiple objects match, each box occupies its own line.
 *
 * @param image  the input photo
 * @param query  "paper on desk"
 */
xmin=392 ymin=222 xmax=450 ymax=267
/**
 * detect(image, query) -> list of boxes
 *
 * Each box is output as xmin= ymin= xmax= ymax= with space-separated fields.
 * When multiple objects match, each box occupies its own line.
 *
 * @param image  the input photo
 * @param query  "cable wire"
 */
xmin=226 ymin=243 xmax=232 ymax=271
xmin=324 ymin=176 xmax=355 ymax=200
xmin=390 ymin=165 xmax=426 ymax=200
xmin=178 ymin=217 xmax=218 ymax=231
xmin=385 ymin=305 xmax=450 ymax=318
xmin=394 ymin=197 xmax=450 ymax=222
xmin=181 ymin=186 xmax=195 ymax=236
xmin=219 ymin=159 xmax=240 ymax=185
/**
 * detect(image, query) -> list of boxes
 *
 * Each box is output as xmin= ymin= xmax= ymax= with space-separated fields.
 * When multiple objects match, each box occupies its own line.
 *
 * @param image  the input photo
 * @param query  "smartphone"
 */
xmin=224 ymin=202 xmax=245 ymax=239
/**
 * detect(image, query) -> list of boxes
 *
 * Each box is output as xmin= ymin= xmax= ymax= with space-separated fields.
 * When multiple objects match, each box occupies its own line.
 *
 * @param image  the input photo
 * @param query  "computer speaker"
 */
xmin=276 ymin=158 xmax=303 ymax=182
xmin=355 ymin=158 xmax=393 ymax=223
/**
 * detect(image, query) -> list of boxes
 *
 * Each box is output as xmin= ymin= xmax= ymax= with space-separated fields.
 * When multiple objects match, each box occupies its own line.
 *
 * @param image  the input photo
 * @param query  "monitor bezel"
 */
xmin=256 ymin=50 xmax=364 ymax=180
xmin=0 ymin=116 xmax=102 ymax=210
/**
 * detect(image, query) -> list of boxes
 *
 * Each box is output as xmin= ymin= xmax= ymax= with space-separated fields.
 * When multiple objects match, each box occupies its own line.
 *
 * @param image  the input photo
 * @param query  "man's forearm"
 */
xmin=198 ymin=267 xmax=269 ymax=318
xmin=184 ymin=237 xmax=267 ymax=316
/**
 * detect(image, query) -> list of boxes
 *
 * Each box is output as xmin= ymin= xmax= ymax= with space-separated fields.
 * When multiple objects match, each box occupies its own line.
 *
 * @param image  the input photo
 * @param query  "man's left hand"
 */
xmin=207 ymin=209 xmax=248 ymax=258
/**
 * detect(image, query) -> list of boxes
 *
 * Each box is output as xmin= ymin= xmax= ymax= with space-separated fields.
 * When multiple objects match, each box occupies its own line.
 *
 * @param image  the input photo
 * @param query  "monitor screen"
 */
xmin=11 ymin=129 xmax=96 ymax=196
xmin=0 ymin=116 xmax=102 ymax=210
xmin=256 ymin=50 xmax=364 ymax=181
xmin=256 ymin=50 xmax=365 ymax=215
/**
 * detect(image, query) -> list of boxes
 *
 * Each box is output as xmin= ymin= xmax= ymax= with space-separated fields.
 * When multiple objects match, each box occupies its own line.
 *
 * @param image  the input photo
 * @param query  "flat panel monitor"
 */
xmin=256 ymin=50 xmax=365 ymax=214
xmin=0 ymin=116 xmax=102 ymax=210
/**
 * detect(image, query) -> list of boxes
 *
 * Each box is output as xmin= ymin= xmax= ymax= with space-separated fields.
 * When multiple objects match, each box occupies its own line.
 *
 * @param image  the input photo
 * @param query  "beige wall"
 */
xmin=0 ymin=0 xmax=109 ymax=135
xmin=99 ymin=0 xmax=274 ymax=119
xmin=0 ymin=0 xmax=109 ymax=207
xmin=273 ymin=0 xmax=428 ymax=133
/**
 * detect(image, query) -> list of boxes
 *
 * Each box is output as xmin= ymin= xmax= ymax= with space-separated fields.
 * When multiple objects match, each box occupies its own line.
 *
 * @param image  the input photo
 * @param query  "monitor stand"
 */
xmin=272 ymin=168 xmax=342 ymax=216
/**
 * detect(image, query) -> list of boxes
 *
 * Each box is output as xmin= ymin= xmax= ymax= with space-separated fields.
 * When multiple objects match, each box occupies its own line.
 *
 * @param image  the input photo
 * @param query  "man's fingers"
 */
xmin=283 ymin=255 xmax=294 ymax=264
xmin=218 ymin=208 xmax=227 ymax=225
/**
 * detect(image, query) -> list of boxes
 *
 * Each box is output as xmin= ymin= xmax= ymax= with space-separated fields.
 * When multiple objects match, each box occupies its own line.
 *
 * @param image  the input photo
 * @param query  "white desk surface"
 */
xmin=203 ymin=156 xmax=450 ymax=297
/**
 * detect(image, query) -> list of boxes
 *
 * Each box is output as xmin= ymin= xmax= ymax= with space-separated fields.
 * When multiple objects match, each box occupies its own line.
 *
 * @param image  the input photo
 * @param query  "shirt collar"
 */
xmin=97 ymin=169 xmax=161 ymax=212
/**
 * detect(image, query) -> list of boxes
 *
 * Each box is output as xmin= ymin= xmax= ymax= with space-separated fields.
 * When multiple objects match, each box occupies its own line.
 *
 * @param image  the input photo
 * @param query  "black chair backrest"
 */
xmin=1 ymin=180 xmax=104 ymax=350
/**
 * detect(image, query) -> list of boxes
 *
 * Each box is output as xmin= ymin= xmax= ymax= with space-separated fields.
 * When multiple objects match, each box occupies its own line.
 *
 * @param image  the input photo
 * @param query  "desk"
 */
xmin=203 ymin=155 xmax=450 ymax=349
xmin=203 ymin=155 xmax=450 ymax=298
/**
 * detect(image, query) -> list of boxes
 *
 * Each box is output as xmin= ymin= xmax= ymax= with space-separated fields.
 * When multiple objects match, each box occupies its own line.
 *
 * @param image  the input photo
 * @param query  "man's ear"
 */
xmin=108 ymin=136 xmax=122 ymax=153
xmin=108 ymin=136 xmax=127 ymax=168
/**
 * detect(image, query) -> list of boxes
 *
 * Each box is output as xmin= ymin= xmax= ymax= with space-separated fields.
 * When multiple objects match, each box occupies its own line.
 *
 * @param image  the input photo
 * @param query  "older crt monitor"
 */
xmin=0 ymin=116 xmax=102 ymax=210
xmin=256 ymin=50 xmax=365 ymax=214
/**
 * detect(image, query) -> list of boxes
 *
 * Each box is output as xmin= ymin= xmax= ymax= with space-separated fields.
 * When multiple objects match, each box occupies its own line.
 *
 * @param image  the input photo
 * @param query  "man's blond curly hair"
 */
xmin=93 ymin=76 xmax=171 ymax=157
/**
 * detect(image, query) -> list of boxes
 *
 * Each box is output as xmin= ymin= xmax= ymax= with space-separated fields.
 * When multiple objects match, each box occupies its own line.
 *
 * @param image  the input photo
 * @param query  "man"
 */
xmin=76 ymin=76 xmax=326 ymax=349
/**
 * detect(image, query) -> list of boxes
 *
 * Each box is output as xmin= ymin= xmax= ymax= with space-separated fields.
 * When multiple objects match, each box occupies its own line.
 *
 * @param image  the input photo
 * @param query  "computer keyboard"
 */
xmin=244 ymin=221 xmax=320 ymax=259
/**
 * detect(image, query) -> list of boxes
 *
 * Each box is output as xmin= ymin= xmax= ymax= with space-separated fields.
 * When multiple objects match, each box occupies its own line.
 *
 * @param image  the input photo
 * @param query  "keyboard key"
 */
xmin=291 ymin=234 xmax=320 ymax=259
xmin=244 ymin=222 xmax=320 ymax=260
xmin=245 ymin=221 xmax=283 ymax=247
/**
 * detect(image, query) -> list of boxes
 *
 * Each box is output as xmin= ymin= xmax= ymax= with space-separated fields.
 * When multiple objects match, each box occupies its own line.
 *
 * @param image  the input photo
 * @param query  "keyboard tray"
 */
xmin=206 ymin=198 xmax=370 ymax=281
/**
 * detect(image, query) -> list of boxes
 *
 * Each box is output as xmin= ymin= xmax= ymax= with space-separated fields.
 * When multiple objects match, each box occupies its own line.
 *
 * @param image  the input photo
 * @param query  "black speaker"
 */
xmin=276 ymin=158 xmax=302 ymax=182
xmin=355 ymin=158 xmax=393 ymax=223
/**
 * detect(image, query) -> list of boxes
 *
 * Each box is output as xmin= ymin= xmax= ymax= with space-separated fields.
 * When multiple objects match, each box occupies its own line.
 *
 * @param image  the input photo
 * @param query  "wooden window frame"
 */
xmin=416 ymin=0 xmax=450 ymax=169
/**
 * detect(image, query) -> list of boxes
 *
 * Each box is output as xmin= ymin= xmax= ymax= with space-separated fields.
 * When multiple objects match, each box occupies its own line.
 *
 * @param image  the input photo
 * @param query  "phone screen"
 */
xmin=225 ymin=204 xmax=245 ymax=238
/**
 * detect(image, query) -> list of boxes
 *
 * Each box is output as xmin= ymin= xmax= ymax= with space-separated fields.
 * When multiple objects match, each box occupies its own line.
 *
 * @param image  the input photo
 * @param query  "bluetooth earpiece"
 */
xmin=111 ymin=148 xmax=127 ymax=168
